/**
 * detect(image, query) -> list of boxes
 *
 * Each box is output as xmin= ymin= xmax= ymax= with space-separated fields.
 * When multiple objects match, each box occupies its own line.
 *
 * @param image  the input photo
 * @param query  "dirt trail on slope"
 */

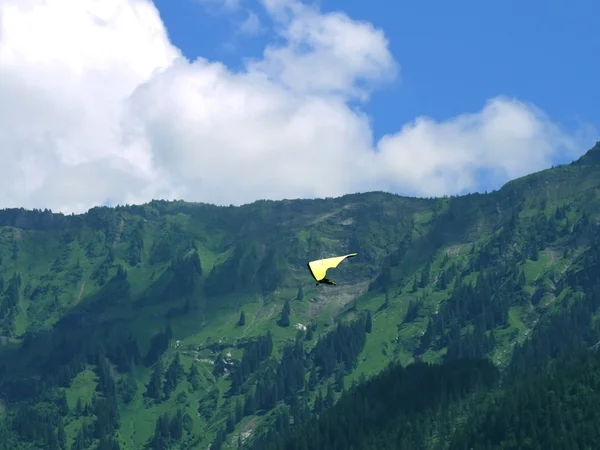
xmin=112 ymin=219 xmax=125 ymax=248
xmin=242 ymin=298 xmax=276 ymax=337
xmin=76 ymin=280 xmax=87 ymax=304
xmin=308 ymin=280 xmax=370 ymax=320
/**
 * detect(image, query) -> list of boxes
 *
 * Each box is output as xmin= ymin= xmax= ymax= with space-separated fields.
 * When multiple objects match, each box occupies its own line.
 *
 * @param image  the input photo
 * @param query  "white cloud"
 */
xmin=0 ymin=0 xmax=591 ymax=213
xmin=252 ymin=0 xmax=397 ymax=99
xmin=239 ymin=10 xmax=262 ymax=36
xmin=375 ymin=97 xmax=583 ymax=196
xmin=196 ymin=0 xmax=242 ymax=13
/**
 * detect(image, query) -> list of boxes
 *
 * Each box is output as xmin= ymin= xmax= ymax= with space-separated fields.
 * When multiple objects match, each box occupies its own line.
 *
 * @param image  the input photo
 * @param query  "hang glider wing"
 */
xmin=307 ymin=253 xmax=358 ymax=283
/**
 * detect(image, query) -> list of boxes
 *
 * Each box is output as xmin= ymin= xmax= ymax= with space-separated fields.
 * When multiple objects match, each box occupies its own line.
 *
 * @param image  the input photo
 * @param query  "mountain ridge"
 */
xmin=0 ymin=142 xmax=600 ymax=449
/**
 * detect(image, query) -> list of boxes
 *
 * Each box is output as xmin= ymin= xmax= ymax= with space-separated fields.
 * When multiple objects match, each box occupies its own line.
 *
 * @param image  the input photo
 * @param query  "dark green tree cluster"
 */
xmin=126 ymin=221 xmax=145 ymax=266
xmin=0 ymin=312 xmax=170 ymax=447
xmin=8 ymin=388 xmax=68 ymax=449
xmin=148 ymin=224 xmax=192 ymax=265
xmin=165 ymin=250 xmax=202 ymax=300
xmin=245 ymin=340 xmax=306 ymax=413
xmin=145 ymin=359 xmax=164 ymax=401
xmin=89 ymin=253 xmax=115 ymax=286
xmin=66 ymin=355 xmax=122 ymax=449
xmin=0 ymin=272 xmax=21 ymax=336
xmin=402 ymin=297 xmax=423 ymax=323
xmin=213 ymin=320 xmax=367 ymax=447
xmin=213 ymin=353 xmax=228 ymax=377
xmin=230 ymin=332 xmax=274 ymax=394
xmin=369 ymin=231 xmax=414 ymax=293
xmin=450 ymin=350 xmax=600 ymax=450
xmin=257 ymin=247 xmax=288 ymax=295
xmin=148 ymin=409 xmax=191 ymax=450
xmin=90 ymin=355 xmax=121 ymax=443
xmin=435 ymin=260 xmax=460 ymax=290
xmin=109 ymin=331 xmax=142 ymax=373
xmin=163 ymin=353 xmax=185 ymax=399
xmin=144 ymin=325 xmax=173 ymax=366
xmin=420 ymin=265 xmax=521 ymax=360
xmin=508 ymin=226 xmax=600 ymax=380
xmin=246 ymin=358 xmax=499 ymax=450
xmin=0 ymin=207 xmax=75 ymax=230
xmin=311 ymin=319 xmax=367 ymax=381
xmin=204 ymin=244 xmax=253 ymax=297
xmin=0 ymin=277 xmax=152 ymax=402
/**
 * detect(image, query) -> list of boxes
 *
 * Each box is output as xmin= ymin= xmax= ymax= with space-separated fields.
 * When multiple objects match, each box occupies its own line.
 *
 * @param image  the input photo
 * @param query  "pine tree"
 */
xmin=145 ymin=359 xmax=163 ymax=400
xmin=236 ymin=310 xmax=246 ymax=327
xmin=335 ymin=364 xmax=345 ymax=392
xmin=57 ymin=420 xmax=66 ymax=449
xmin=365 ymin=311 xmax=373 ymax=333
xmin=188 ymin=361 xmax=201 ymax=391
xmin=411 ymin=276 xmax=418 ymax=293
xmin=226 ymin=414 xmax=235 ymax=433
xmin=419 ymin=261 xmax=431 ymax=288
xmin=325 ymin=382 xmax=334 ymax=408
xmin=164 ymin=353 xmax=184 ymax=398
xmin=278 ymin=300 xmax=291 ymax=327
xmin=314 ymin=389 xmax=324 ymax=414
xmin=306 ymin=326 xmax=313 ymax=341
xmin=235 ymin=398 xmax=243 ymax=423
xmin=309 ymin=367 xmax=318 ymax=390
xmin=118 ymin=372 xmax=137 ymax=404
xmin=169 ymin=409 xmax=184 ymax=441
xmin=518 ymin=270 xmax=526 ymax=287
xmin=244 ymin=391 xmax=257 ymax=415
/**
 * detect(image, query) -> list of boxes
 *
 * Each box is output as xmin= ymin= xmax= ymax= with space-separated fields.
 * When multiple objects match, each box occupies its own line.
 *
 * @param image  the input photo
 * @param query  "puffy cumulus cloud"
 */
xmin=254 ymin=0 xmax=397 ymax=99
xmin=239 ymin=10 xmax=263 ymax=36
xmin=124 ymin=58 xmax=377 ymax=205
xmin=0 ymin=0 xmax=588 ymax=213
xmin=0 ymin=0 xmax=180 ymax=212
xmin=375 ymin=97 xmax=583 ymax=196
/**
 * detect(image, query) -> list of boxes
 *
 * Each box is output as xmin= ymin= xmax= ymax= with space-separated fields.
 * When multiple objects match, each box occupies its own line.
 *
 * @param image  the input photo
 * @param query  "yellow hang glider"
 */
xmin=307 ymin=253 xmax=357 ymax=286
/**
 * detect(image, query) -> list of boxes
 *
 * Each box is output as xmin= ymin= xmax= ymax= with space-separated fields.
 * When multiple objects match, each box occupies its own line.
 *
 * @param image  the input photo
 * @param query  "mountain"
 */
xmin=0 ymin=141 xmax=599 ymax=450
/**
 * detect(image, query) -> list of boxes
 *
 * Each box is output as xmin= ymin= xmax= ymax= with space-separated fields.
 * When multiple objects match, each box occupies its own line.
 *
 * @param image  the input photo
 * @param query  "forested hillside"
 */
xmin=0 ymin=142 xmax=599 ymax=449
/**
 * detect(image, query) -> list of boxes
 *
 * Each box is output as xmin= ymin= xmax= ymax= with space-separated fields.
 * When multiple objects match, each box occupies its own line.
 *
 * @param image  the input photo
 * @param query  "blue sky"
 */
xmin=154 ymin=0 xmax=599 ymax=166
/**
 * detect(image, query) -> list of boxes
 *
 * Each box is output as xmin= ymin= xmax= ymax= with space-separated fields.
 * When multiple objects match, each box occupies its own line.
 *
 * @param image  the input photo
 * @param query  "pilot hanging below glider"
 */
xmin=307 ymin=253 xmax=357 ymax=286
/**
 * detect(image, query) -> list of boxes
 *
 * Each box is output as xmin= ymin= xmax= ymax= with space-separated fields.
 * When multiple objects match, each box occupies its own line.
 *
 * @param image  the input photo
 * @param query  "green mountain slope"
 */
xmin=0 ymin=142 xmax=599 ymax=449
